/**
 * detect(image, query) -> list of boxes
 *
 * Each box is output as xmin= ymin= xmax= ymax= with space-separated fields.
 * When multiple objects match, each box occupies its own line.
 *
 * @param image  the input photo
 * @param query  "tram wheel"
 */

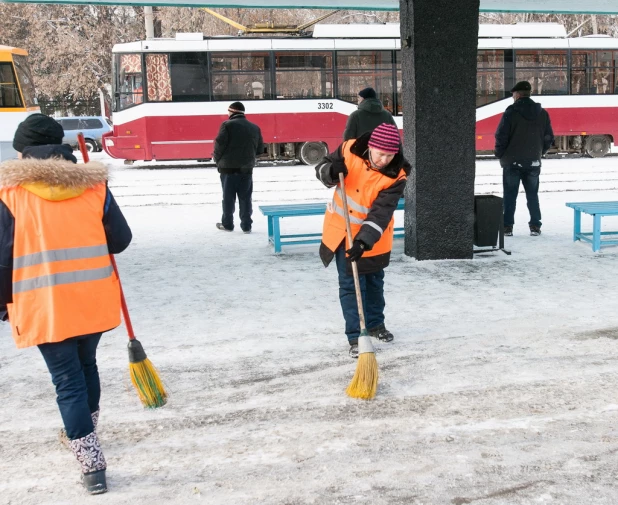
xmin=298 ymin=142 xmax=328 ymax=165
xmin=584 ymin=135 xmax=611 ymax=158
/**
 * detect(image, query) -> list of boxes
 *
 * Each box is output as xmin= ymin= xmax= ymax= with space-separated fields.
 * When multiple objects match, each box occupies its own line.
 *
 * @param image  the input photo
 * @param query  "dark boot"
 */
xmin=349 ymin=344 xmax=359 ymax=359
xmin=368 ymin=324 xmax=394 ymax=342
xmin=530 ymin=225 xmax=541 ymax=236
xmin=82 ymin=470 xmax=107 ymax=495
xmin=68 ymin=431 xmax=108 ymax=495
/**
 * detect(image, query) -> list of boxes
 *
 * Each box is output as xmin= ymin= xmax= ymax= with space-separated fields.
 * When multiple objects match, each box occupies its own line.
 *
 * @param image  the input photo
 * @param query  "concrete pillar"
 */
xmin=399 ymin=0 xmax=480 ymax=260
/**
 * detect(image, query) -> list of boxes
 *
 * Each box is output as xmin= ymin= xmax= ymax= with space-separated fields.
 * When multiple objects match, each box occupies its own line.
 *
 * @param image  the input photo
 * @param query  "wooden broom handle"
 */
xmin=338 ymin=172 xmax=366 ymax=331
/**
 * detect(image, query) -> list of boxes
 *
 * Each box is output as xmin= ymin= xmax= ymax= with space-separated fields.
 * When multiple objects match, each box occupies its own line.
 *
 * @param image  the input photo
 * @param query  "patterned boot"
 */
xmin=68 ymin=431 xmax=107 ymax=495
xmin=59 ymin=410 xmax=100 ymax=449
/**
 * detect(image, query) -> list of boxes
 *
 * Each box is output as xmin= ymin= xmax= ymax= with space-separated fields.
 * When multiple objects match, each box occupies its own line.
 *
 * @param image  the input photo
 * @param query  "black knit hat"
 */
xmin=228 ymin=101 xmax=245 ymax=113
xmin=511 ymin=81 xmax=532 ymax=93
xmin=13 ymin=113 xmax=64 ymax=153
xmin=358 ymin=87 xmax=377 ymax=99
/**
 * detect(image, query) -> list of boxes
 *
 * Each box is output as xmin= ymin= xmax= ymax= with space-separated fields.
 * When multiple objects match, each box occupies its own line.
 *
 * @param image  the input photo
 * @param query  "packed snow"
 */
xmin=1 ymin=152 xmax=617 ymax=505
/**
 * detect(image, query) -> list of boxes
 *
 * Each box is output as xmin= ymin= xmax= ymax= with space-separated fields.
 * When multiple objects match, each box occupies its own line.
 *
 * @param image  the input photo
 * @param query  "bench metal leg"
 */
xmin=573 ymin=210 xmax=581 ymax=241
xmin=593 ymin=214 xmax=601 ymax=252
xmin=273 ymin=216 xmax=282 ymax=253
xmin=267 ymin=216 xmax=273 ymax=242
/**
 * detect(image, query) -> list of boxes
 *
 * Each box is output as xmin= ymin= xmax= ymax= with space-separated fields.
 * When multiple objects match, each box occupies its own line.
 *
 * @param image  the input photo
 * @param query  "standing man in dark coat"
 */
xmin=495 ymin=81 xmax=554 ymax=237
xmin=214 ymin=101 xmax=264 ymax=233
xmin=343 ymin=87 xmax=397 ymax=141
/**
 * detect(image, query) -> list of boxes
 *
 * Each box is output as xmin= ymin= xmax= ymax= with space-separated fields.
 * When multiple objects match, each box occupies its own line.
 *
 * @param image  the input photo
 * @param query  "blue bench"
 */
xmin=259 ymin=199 xmax=405 ymax=253
xmin=565 ymin=201 xmax=618 ymax=252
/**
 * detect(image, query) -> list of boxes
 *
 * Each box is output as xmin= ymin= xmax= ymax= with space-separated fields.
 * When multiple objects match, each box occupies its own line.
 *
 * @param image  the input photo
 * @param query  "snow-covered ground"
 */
xmin=1 ymin=153 xmax=618 ymax=505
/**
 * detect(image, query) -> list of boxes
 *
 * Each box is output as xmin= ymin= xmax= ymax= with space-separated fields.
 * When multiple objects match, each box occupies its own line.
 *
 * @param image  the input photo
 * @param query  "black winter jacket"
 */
xmin=315 ymin=132 xmax=411 ymax=274
xmin=343 ymin=98 xmax=397 ymax=141
xmin=494 ymin=97 xmax=554 ymax=169
xmin=213 ymin=113 xmax=264 ymax=174
xmin=0 ymin=144 xmax=132 ymax=320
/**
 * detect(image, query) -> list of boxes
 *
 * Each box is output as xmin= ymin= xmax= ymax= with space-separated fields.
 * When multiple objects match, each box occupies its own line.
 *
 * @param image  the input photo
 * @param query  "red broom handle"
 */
xmin=77 ymin=132 xmax=135 ymax=341
xmin=109 ymin=254 xmax=136 ymax=340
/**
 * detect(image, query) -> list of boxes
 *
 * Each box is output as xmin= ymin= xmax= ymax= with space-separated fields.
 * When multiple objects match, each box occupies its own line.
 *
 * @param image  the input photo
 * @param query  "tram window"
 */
xmin=0 ymin=62 xmax=22 ymax=108
xmin=170 ymin=52 xmax=209 ymax=102
xmin=211 ymin=52 xmax=271 ymax=100
xmin=336 ymin=50 xmax=394 ymax=108
xmin=571 ymin=50 xmax=616 ymax=94
xmin=515 ymin=50 xmax=567 ymax=95
xmin=146 ymin=54 xmax=172 ymax=102
xmin=275 ymin=52 xmax=333 ymax=99
xmin=476 ymin=50 xmax=505 ymax=107
xmin=12 ymin=55 xmax=36 ymax=107
xmin=117 ymin=53 xmax=144 ymax=110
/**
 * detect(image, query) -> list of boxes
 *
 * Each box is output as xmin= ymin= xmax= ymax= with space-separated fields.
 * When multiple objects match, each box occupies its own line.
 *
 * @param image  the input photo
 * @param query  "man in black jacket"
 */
xmin=495 ymin=81 xmax=554 ymax=236
xmin=213 ymin=101 xmax=264 ymax=233
xmin=343 ymin=87 xmax=397 ymax=141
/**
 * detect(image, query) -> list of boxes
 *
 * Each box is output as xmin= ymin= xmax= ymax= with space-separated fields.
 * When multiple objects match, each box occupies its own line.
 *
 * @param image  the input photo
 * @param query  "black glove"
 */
xmin=346 ymin=240 xmax=365 ymax=262
xmin=330 ymin=158 xmax=348 ymax=180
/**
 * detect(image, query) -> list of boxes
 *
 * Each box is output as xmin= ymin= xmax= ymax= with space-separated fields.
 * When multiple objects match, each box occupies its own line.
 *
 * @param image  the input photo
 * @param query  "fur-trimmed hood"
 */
xmin=0 ymin=158 xmax=109 ymax=201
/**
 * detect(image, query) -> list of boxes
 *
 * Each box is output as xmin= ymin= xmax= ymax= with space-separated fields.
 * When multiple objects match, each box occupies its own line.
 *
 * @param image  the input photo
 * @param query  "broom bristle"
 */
xmin=129 ymin=358 xmax=168 ymax=408
xmin=346 ymin=352 xmax=378 ymax=400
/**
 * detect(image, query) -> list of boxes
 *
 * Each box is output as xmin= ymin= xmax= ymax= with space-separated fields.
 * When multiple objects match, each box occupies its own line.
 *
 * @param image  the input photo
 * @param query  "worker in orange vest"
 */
xmin=315 ymin=123 xmax=411 ymax=358
xmin=0 ymin=114 xmax=132 ymax=494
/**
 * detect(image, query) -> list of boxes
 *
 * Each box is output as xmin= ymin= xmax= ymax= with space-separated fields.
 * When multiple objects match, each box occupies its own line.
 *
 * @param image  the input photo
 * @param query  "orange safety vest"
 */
xmin=321 ymin=140 xmax=406 ymax=257
xmin=0 ymin=184 xmax=120 ymax=348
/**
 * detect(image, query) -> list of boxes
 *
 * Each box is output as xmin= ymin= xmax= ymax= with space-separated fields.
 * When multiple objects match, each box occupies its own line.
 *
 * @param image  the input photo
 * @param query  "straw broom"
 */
xmin=78 ymin=133 xmax=167 ymax=409
xmin=338 ymin=172 xmax=378 ymax=400
xmin=109 ymin=255 xmax=168 ymax=408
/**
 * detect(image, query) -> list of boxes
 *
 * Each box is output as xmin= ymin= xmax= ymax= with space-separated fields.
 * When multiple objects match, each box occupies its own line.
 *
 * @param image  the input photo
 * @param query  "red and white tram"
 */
xmin=104 ymin=23 xmax=618 ymax=164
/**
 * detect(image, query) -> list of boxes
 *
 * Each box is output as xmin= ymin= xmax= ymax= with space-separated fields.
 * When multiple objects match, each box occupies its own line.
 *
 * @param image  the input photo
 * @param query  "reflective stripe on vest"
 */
xmin=14 ymin=244 xmax=110 ymax=269
xmin=14 ymin=264 xmax=113 ymax=294
xmin=331 ymin=190 xmax=365 ymax=226
xmin=331 ymin=189 xmax=384 ymax=236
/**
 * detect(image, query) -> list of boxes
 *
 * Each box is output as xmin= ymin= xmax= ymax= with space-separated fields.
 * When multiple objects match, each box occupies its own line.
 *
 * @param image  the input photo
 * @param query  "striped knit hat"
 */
xmin=367 ymin=123 xmax=400 ymax=154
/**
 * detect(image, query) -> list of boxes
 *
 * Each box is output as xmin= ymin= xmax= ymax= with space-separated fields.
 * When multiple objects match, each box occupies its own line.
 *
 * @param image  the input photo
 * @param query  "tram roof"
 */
xmin=112 ymin=23 xmax=618 ymax=53
xmin=3 ymin=1 xmax=618 ymax=15
xmin=311 ymin=23 xmax=567 ymax=39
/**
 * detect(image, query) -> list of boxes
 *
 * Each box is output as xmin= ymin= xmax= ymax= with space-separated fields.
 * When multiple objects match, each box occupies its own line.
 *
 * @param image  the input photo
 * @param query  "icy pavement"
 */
xmin=1 ymin=154 xmax=617 ymax=504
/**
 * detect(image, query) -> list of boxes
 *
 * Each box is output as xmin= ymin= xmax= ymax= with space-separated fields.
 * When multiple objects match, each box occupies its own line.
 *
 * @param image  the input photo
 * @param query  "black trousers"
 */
xmin=220 ymin=173 xmax=253 ymax=231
